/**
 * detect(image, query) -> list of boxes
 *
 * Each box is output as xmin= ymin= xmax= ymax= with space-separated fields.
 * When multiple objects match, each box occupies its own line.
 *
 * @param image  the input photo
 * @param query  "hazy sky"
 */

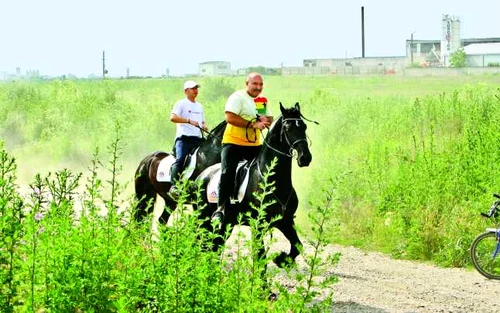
xmin=1 ymin=0 xmax=499 ymax=77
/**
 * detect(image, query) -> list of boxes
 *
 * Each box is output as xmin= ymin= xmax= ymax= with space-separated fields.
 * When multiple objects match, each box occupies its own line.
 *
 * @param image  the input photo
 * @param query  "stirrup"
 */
xmin=211 ymin=210 xmax=224 ymax=223
xmin=210 ymin=208 xmax=225 ymax=231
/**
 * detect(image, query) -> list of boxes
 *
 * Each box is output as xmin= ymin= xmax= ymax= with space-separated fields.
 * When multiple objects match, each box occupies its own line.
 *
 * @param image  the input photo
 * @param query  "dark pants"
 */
xmin=218 ymin=144 xmax=261 ymax=207
xmin=171 ymin=136 xmax=203 ymax=183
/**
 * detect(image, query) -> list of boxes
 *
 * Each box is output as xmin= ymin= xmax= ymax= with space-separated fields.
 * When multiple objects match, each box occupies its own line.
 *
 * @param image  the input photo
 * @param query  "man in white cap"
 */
xmin=169 ymin=80 xmax=208 ymax=198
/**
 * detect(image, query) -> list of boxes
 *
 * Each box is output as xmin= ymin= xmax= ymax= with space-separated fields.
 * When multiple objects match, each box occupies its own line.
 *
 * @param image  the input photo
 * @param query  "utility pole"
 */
xmin=102 ymin=50 xmax=108 ymax=79
xmin=361 ymin=6 xmax=365 ymax=58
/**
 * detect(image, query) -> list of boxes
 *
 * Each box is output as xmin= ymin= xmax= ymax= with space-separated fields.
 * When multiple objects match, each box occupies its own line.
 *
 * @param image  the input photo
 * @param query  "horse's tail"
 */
xmin=134 ymin=152 xmax=158 ymax=222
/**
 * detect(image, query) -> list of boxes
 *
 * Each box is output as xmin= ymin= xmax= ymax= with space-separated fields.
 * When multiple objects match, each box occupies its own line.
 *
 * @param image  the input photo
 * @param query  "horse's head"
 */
xmin=277 ymin=102 xmax=313 ymax=167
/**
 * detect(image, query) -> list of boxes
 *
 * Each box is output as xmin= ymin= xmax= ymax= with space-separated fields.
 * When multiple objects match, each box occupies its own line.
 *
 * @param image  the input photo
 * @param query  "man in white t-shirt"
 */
xmin=169 ymin=80 xmax=207 ymax=198
xmin=211 ymin=72 xmax=273 ymax=223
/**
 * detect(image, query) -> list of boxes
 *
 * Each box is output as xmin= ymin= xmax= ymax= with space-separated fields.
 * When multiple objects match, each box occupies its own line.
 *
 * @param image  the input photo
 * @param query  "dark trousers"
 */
xmin=171 ymin=136 xmax=203 ymax=183
xmin=218 ymin=144 xmax=261 ymax=207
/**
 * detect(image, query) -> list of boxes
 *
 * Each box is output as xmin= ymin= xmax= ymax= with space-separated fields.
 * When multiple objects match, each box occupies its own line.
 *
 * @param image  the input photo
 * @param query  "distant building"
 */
xmin=440 ymin=14 xmax=461 ymax=66
xmin=290 ymin=13 xmax=500 ymax=76
xmin=235 ymin=66 xmax=280 ymax=76
xmin=405 ymin=15 xmax=500 ymax=67
xmin=464 ymin=43 xmax=500 ymax=67
xmin=198 ymin=61 xmax=231 ymax=77
xmin=406 ymin=37 xmax=500 ymax=67
xmin=294 ymin=56 xmax=406 ymax=75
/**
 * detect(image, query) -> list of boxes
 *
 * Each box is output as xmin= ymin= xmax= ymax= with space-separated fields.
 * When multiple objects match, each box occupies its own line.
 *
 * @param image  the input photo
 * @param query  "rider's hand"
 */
xmin=253 ymin=120 xmax=270 ymax=130
xmin=259 ymin=116 xmax=272 ymax=124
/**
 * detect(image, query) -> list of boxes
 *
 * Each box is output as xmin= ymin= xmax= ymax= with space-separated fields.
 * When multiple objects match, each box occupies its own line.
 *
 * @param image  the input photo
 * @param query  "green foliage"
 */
xmin=199 ymin=77 xmax=235 ymax=103
xmin=0 ymin=140 xmax=337 ymax=311
xmin=408 ymin=62 xmax=422 ymax=68
xmin=3 ymin=75 xmax=500 ymax=271
xmin=0 ymin=142 xmax=25 ymax=312
xmin=450 ymin=48 xmax=466 ymax=67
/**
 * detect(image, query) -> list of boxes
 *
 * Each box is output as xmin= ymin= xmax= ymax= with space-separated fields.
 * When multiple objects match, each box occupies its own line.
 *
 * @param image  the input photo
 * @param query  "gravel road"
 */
xmin=229 ymin=227 xmax=500 ymax=313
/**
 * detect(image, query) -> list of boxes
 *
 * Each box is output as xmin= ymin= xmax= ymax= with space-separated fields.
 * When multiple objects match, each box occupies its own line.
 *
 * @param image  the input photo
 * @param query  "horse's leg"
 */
xmin=158 ymin=195 xmax=176 ymax=224
xmin=210 ymin=204 xmax=238 ymax=253
xmin=274 ymin=194 xmax=303 ymax=268
xmin=190 ymin=202 xmax=222 ymax=252
xmin=274 ymin=220 xmax=303 ymax=267
xmin=134 ymin=165 xmax=157 ymax=222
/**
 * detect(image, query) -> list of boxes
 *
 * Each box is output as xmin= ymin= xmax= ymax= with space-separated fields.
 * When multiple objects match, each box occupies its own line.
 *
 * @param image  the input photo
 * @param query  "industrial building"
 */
xmin=198 ymin=61 xmax=231 ymax=77
xmin=406 ymin=14 xmax=500 ymax=68
xmin=463 ymin=43 xmax=500 ymax=67
xmin=284 ymin=14 xmax=500 ymax=75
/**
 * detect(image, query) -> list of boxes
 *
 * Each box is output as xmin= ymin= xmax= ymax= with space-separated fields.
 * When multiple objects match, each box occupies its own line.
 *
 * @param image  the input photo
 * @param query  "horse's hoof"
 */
xmin=268 ymin=292 xmax=278 ymax=301
xmin=274 ymin=252 xmax=294 ymax=268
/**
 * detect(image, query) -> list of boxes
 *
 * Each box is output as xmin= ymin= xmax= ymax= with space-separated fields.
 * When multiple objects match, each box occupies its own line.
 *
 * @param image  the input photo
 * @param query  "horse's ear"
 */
xmin=295 ymin=102 xmax=300 ymax=112
xmin=280 ymin=102 xmax=285 ymax=113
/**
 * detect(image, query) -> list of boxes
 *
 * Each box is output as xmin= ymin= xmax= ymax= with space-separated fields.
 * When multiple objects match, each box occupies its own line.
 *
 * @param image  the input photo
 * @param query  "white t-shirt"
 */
xmin=171 ymin=98 xmax=204 ymax=138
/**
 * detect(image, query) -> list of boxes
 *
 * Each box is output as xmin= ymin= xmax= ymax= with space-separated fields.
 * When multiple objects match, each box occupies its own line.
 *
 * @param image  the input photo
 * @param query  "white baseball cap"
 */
xmin=183 ymin=80 xmax=199 ymax=90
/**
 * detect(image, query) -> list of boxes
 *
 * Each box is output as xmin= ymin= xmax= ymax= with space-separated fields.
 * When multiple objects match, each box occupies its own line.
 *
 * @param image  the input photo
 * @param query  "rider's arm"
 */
xmin=170 ymin=113 xmax=195 ymax=126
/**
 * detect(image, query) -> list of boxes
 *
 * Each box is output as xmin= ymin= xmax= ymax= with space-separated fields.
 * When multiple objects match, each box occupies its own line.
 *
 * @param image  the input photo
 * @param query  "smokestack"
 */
xmin=361 ymin=6 xmax=365 ymax=58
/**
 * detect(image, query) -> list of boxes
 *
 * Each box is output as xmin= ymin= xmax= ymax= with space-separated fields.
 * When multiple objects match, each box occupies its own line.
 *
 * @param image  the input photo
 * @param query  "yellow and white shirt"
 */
xmin=222 ymin=90 xmax=271 ymax=146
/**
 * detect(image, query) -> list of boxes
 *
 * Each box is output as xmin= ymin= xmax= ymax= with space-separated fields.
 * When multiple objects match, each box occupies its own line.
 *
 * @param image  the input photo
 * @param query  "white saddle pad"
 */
xmin=156 ymin=155 xmax=176 ymax=182
xmin=206 ymin=161 xmax=250 ymax=204
xmin=156 ymin=148 xmax=199 ymax=182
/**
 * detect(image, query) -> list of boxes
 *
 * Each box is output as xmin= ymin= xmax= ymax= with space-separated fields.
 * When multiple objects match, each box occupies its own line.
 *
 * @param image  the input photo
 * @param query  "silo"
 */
xmin=441 ymin=14 xmax=461 ymax=66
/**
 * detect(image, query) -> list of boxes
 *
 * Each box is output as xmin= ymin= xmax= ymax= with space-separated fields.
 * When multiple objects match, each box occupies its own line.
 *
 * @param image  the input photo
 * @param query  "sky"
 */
xmin=1 ymin=0 xmax=499 ymax=78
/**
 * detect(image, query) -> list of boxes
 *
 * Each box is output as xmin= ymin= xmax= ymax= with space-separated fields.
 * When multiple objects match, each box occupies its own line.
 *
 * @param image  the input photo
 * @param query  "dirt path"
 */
xmin=325 ymin=244 xmax=500 ymax=313
xmin=229 ymin=227 xmax=500 ymax=313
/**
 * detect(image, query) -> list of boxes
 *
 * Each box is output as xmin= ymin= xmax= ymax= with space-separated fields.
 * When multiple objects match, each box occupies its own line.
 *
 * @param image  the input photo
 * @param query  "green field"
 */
xmin=2 ymin=74 xmax=500 ymax=267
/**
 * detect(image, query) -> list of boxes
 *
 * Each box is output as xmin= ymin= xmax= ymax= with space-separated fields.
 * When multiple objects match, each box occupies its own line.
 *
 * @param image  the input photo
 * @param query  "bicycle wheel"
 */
xmin=470 ymin=231 xmax=500 ymax=280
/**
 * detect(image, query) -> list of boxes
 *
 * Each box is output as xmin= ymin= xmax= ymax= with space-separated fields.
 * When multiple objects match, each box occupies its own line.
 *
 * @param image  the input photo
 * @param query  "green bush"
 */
xmin=450 ymin=48 xmax=466 ymax=67
xmin=0 ymin=139 xmax=338 ymax=312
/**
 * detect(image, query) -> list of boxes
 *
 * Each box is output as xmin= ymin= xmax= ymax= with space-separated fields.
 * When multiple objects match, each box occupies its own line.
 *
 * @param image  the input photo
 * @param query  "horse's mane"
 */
xmin=210 ymin=120 xmax=227 ymax=135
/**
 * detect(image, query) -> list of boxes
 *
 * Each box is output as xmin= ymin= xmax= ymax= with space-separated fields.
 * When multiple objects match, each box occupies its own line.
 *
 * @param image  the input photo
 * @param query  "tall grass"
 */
xmin=2 ymin=75 xmax=500 ymax=267
xmin=304 ymin=80 xmax=500 ymax=266
xmin=0 ymin=138 xmax=338 ymax=311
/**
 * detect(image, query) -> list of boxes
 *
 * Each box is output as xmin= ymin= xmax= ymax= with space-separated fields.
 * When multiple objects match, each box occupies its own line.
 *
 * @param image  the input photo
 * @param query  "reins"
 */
xmin=195 ymin=124 xmax=223 ymax=141
xmin=245 ymin=118 xmax=259 ymax=143
xmin=262 ymin=115 xmax=319 ymax=158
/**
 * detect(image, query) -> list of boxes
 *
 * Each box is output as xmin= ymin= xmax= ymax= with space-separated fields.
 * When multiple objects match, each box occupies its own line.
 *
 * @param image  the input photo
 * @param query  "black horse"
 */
xmin=195 ymin=102 xmax=315 ymax=267
xmin=134 ymin=120 xmax=227 ymax=223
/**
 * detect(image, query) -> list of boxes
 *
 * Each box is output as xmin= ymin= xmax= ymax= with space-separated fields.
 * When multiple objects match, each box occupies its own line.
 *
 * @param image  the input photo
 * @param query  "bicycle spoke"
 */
xmin=471 ymin=232 xmax=500 ymax=280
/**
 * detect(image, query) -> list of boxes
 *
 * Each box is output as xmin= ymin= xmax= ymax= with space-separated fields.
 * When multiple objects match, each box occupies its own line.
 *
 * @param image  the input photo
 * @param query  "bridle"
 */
xmin=260 ymin=114 xmax=318 ymax=215
xmin=263 ymin=115 xmax=318 ymax=158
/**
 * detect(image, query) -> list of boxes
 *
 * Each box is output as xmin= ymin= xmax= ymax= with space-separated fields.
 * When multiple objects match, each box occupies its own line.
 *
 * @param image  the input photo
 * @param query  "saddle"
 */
xmin=205 ymin=159 xmax=254 ymax=204
xmin=156 ymin=148 xmax=199 ymax=182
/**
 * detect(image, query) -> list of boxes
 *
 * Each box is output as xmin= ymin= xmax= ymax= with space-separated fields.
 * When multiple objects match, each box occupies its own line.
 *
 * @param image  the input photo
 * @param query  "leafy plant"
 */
xmin=450 ymin=48 xmax=466 ymax=67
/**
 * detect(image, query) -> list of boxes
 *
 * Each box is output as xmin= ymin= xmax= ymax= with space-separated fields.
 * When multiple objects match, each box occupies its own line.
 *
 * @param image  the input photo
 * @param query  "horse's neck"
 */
xmin=194 ymin=136 xmax=222 ymax=172
xmin=258 ymin=131 xmax=293 ymax=188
